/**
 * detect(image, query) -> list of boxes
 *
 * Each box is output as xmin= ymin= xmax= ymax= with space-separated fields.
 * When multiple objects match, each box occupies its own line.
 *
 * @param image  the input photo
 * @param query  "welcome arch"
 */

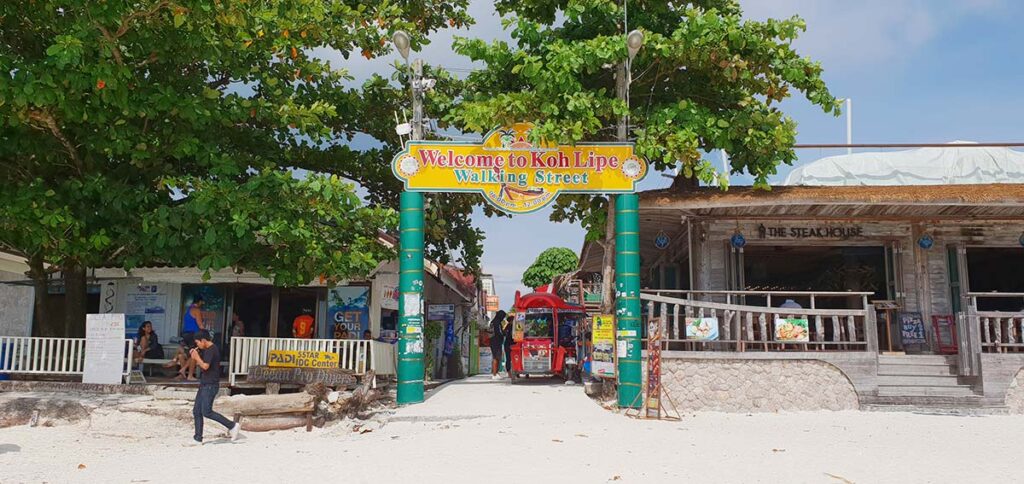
xmin=391 ymin=122 xmax=646 ymax=407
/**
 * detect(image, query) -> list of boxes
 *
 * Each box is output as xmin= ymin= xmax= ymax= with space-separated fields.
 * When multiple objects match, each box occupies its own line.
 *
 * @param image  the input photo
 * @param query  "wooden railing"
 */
xmin=228 ymin=337 xmax=396 ymax=386
xmin=640 ymin=291 xmax=877 ymax=352
xmin=0 ymin=336 xmax=134 ymax=380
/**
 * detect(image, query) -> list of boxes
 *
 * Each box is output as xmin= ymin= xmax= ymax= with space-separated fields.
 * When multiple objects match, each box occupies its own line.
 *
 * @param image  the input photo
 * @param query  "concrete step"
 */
xmin=877 ymin=355 xmax=957 ymax=365
xmin=877 ymin=385 xmax=978 ymax=398
xmin=862 ymin=396 xmax=1007 ymax=414
xmin=877 ymin=375 xmax=964 ymax=387
xmin=878 ymin=364 xmax=956 ymax=376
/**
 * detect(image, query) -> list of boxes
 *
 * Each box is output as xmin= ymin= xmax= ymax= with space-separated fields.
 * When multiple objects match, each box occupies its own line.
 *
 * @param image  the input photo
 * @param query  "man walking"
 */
xmin=189 ymin=330 xmax=240 ymax=444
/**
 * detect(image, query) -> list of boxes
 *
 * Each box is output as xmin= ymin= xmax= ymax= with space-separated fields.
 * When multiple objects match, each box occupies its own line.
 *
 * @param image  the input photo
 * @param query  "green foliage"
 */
xmin=445 ymin=0 xmax=839 ymax=238
xmin=521 ymin=247 xmax=579 ymax=289
xmin=0 ymin=0 xmax=469 ymax=285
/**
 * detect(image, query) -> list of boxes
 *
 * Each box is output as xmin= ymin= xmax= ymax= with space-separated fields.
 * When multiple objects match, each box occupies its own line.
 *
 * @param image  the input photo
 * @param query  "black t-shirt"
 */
xmin=198 ymin=345 xmax=221 ymax=384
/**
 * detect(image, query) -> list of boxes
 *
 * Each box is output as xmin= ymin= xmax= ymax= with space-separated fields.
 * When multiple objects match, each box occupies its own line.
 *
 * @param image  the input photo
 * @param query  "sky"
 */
xmin=323 ymin=0 xmax=1024 ymax=309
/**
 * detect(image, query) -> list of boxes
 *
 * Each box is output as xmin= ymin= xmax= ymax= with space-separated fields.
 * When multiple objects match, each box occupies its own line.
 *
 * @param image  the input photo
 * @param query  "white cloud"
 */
xmin=740 ymin=0 xmax=1005 ymax=70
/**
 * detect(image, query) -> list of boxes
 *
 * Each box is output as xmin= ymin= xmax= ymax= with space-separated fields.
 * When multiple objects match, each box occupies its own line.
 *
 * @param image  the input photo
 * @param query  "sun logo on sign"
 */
xmin=621 ymin=156 xmax=644 ymax=180
xmin=398 ymin=155 xmax=419 ymax=176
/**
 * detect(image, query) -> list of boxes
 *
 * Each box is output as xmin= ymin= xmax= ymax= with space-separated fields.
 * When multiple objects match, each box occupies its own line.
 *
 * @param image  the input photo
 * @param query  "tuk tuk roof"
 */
xmin=514 ymin=291 xmax=584 ymax=311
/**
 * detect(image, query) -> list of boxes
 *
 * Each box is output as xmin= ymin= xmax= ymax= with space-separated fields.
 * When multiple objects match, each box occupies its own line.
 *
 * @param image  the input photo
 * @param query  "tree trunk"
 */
xmin=62 ymin=260 xmax=87 ymax=338
xmin=28 ymin=254 xmax=53 ymax=337
xmin=670 ymin=173 xmax=700 ymax=191
xmin=600 ymin=196 xmax=616 ymax=313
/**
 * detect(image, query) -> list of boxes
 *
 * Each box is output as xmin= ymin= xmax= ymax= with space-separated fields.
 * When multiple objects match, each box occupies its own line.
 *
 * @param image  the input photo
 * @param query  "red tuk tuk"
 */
xmin=509 ymin=291 xmax=585 ymax=383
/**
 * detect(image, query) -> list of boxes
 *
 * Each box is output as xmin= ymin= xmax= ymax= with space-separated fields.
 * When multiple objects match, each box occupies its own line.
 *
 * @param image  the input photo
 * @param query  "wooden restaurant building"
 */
xmin=578 ymin=146 xmax=1024 ymax=412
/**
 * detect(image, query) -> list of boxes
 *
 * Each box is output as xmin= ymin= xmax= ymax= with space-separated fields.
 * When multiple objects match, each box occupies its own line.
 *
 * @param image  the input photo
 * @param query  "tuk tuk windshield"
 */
xmin=524 ymin=308 xmax=553 ymax=338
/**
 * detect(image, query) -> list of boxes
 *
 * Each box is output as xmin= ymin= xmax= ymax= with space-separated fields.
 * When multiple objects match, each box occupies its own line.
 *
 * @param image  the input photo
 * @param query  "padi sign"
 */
xmin=391 ymin=123 xmax=648 ymax=214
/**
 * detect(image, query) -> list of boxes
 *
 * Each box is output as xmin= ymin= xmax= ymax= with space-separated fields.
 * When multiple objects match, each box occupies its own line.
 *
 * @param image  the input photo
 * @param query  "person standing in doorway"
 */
xmin=488 ymin=310 xmax=506 ymax=380
xmin=189 ymin=330 xmax=240 ymax=445
xmin=292 ymin=308 xmax=315 ymax=339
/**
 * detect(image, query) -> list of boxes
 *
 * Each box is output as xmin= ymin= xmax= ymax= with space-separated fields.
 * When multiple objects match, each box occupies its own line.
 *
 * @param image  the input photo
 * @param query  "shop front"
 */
xmin=577 ymin=182 xmax=1024 ymax=411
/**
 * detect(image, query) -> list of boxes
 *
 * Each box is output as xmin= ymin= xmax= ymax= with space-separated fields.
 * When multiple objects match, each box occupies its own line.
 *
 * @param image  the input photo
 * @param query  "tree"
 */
xmin=522 ymin=247 xmax=580 ymax=290
xmin=0 ymin=1 xmax=470 ymax=334
xmin=445 ymin=0 xmax=839 ymax=309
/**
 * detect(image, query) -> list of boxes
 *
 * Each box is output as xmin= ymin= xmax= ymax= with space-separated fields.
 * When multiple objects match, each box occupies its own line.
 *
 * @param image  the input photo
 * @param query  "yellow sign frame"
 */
xmin=391 ymin=123 xmax=648 ymax=214
xmin=267 ymin=350 xmax=340 ymax=369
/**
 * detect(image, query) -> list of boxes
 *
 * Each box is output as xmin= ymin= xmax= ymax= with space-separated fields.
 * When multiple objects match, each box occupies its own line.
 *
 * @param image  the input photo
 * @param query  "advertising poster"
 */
xmin=685 ymin=317 xmax=719 ymax=341
xmin=374 ymin=273 xmax=399 ymax=311
xmin=328 ymin=286 xmax=370 ymax=338
xmin=428 ymin=304 xmax=456 ymax=357
xmin=774 ymin=318 xmax=810 ymax=342
xmin=591 ymin=314 xmax=615 ymax=378
xmin=83 ymin=313 xmax=126 ymax=385
xmin=182 ymin=285 xmax=224 ymax=335
xmin=125 ymin=284 xmax=167 ymax=339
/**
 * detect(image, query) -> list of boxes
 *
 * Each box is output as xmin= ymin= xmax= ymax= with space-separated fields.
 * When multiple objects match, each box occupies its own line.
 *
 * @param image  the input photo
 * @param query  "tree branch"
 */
xmin=26 ymin=110 xmax=84 ymax=177
xmin=115 ymin=1 xmax=173 ymax=38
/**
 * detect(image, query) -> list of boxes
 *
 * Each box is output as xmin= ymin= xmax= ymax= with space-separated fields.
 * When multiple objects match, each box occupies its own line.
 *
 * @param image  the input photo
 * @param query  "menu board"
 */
xmin=591 ymin=314 xmax=615 ymax=377
xmin=83 ymin=314 xmax=126 ymax=385
xmin=900 ymin=312 xmax=927 ymax=346
xmin=774 ymin=318 xmax=809 ymax=342
xmin=685 ymin=317 xmax=719 ymax=341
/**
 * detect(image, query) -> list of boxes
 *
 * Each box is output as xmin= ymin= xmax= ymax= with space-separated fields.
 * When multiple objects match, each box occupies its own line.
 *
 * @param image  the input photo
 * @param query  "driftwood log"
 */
xmin=237 ymin=414 xmax=311 ymax=432
xmin=214 ymin=392 xmax=314 ymax=417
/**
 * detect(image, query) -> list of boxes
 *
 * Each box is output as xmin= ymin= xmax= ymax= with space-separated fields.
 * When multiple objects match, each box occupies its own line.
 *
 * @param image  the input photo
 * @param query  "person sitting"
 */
xmin=362 ymin=330 xmax=372 ymax=340
xmin=134 ymin=321 xmax=164 ymax=365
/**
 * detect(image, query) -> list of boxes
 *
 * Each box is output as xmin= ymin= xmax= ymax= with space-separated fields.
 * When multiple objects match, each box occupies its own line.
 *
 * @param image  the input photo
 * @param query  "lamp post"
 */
xmin=615 ymin=29 xmax=644 ymax=408
xmin=393 ymin=30 xmax=425 ymax=405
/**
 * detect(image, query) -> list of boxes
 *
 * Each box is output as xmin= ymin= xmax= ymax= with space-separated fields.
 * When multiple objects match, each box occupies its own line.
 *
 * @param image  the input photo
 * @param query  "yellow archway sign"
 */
xmin=391 ymin=123 xmax=648 ymax=214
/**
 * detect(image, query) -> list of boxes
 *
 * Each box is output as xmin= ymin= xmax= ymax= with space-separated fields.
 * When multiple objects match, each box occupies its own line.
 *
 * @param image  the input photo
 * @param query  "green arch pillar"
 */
xmin=397 ymin=191 xmax=425 ymax=405
xmin=615 ymin=193 xmax=642 ymax=408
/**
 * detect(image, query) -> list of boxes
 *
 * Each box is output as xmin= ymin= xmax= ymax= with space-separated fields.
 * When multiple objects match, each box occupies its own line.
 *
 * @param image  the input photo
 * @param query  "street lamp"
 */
xmin=391 ymin=29 xmax=426 ymax=405
xmin=392 ymin=31 xmax=411 ymax=61
xmin=626 ymin=30 xmax=644 ymax=61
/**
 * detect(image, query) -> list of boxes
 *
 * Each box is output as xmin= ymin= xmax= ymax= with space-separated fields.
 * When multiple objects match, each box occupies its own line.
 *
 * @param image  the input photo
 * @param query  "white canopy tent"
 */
xmin=784 ymin=142 xmax=1024 ymax=186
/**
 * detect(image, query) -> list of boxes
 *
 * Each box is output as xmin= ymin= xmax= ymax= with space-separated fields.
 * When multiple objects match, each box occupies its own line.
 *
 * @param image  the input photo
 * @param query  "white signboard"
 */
xmin=83 ymin=313 xmax=126 ymax=385
xmin=478 ymin=347 xmax=493 ymax=374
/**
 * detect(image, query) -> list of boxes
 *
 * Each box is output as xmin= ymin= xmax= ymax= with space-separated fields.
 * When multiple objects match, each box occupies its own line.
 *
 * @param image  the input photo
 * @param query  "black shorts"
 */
xmin=181 ymin=332 xmax=196 ymax=350
xmin=489 ymin=344 xmax=503 ymax=356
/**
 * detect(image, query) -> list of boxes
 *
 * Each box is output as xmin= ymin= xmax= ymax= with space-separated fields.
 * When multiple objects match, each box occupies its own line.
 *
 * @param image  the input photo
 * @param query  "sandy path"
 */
xmin=1 ymin=375 xmax=1023 ymax=483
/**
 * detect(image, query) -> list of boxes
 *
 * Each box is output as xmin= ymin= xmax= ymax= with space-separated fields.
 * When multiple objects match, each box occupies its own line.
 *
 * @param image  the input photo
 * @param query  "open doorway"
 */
xmin=967 ymin=248 xmax=1024 ymax=311
xmin=278 ymin=288 xmax=320 ymax=338
xmin=743 ymin=245 xmax=887 ymax=309
xmin=232 ymin=285 xmax=272 ymax=338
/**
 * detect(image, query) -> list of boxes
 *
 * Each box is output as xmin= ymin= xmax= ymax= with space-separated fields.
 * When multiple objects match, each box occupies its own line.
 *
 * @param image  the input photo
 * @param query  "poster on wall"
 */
xmin=328 ymin=286 xmax=370 ymax=338
xmin=182 ymin=285 xmax=225 ymax=336
xmin=774 ymin=318 xmax=809 ymax=342
xmin=125 ymin=284 xmax=168 ymax=338
xmin=428 ymin=304 xmax=456 ymax=357
xmin=83 ymin=313 xmax=126 ymax=385
xmin=591 ymin=314 xmax=615 ymax=378
xmin=684 ymin=317 xmax=719 ymax=341
xmin=374 ymin=273 xmax=399 ymax=311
